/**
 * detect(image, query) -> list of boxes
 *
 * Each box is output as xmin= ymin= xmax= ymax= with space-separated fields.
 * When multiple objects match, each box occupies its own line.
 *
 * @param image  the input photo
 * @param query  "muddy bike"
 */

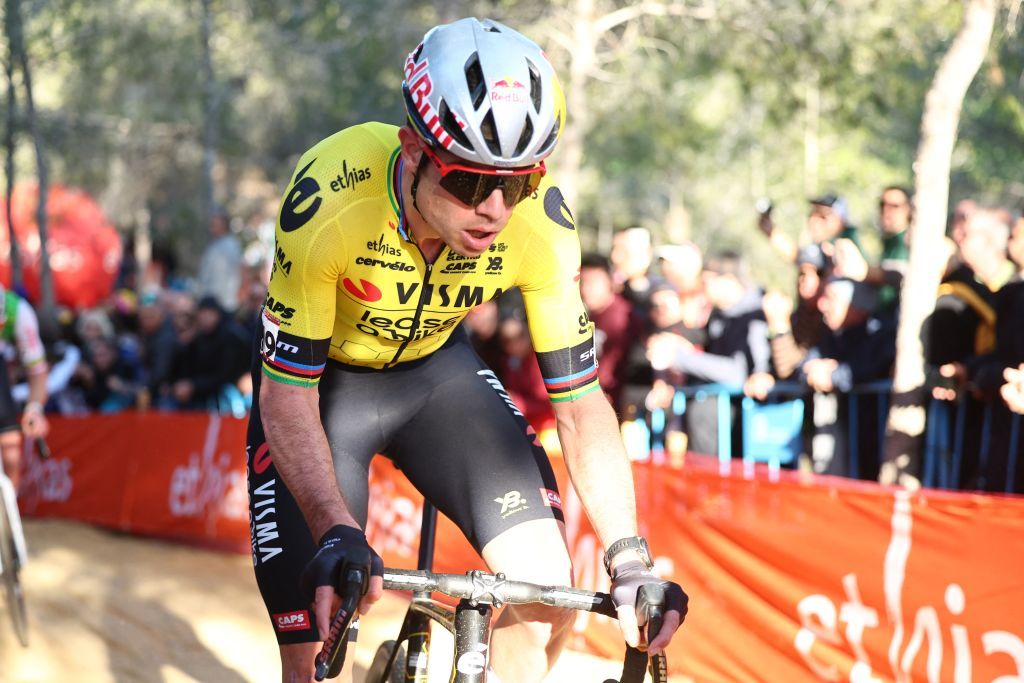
xmin=315 ymin=502 xmax=671 ymax=683
xmin=0 ymin=464 xmax=29 ymax=646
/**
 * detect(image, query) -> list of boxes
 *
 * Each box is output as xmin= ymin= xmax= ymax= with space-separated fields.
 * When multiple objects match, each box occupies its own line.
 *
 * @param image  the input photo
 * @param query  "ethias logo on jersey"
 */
xmin=330 ymin=160 xmax=372 ymax=192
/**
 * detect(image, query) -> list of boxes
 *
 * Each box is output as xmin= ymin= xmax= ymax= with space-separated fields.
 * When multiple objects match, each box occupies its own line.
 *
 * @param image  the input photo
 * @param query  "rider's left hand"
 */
xmin=610 ymin=560 xmax=688 ymax=655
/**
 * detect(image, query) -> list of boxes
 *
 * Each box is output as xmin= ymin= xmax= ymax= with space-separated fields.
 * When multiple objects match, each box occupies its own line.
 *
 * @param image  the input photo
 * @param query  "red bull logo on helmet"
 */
xmin=491 ymin=76 xmax=528 ymax=103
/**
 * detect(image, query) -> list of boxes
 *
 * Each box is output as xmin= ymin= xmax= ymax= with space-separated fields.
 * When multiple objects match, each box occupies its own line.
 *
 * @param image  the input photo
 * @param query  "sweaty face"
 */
xmin=413 ymin=146 xmax=517 ymax=258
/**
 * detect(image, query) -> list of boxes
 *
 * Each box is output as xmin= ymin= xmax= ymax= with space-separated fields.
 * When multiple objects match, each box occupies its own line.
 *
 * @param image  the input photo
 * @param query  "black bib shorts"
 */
xmin=245 ymin=327 xmax=564 ymax=644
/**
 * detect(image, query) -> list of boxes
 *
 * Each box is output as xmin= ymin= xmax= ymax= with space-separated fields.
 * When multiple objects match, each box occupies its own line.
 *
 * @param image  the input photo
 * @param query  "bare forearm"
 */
xmin=26 ymin=370 xmax=48 ymax=407
xmin=554 ymin=391 xmax=638 ymax=546
xmin=260 ymin=379 xmax=357 ymax=540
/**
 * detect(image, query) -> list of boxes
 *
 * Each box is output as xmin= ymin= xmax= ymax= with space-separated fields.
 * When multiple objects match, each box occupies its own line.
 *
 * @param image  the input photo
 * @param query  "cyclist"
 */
xmin=0 ymin=284 xmax=49 ymax=490
xmin=246 ymin=17 xmax=687 ymax=682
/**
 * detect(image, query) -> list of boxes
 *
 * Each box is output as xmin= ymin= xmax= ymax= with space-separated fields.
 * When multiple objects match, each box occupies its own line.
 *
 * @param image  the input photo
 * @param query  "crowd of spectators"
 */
xmin=13 ymin=191 xmax=1024 ymax=494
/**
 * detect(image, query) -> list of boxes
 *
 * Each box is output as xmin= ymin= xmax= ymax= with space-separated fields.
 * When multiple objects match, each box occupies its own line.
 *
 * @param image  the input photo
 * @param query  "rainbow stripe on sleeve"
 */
xmin=258 ymin=307 xmax=330 ymax=387
xmin=261 ymin=356 xmax=325 ymax=387
xmin=536 ymin=338 xmax=602 ymax=403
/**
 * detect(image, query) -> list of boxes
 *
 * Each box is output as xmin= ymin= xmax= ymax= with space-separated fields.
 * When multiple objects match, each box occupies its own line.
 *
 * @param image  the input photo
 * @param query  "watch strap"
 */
xmin=604 ymin=535 xmax=653 ymax=575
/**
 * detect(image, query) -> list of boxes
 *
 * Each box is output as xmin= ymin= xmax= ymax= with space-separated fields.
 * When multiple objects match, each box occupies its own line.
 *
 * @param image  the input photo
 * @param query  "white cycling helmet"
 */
xmin=403 ymin=17 xmax=566 ymax=168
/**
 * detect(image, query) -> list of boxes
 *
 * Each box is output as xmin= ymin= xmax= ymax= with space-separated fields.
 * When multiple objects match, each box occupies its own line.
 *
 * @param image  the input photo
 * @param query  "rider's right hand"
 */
xmin=300 ymin=524 xmax=385 ymax=636
xmin=610 ymin=560 xmax=688 ymax=656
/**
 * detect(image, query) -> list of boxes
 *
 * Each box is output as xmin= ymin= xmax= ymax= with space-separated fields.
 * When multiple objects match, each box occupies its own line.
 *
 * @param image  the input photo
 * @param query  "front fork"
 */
xmin=0 ymin=473 xmax=26 ymax=568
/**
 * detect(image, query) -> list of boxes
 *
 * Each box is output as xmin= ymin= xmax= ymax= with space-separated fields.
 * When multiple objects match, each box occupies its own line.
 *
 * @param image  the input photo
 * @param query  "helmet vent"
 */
xmin=514 ymin=115 xmax=533 ymax=157
xmin=538 ymin=113 xmax=559 ymax=154
xmin=439 ymin=100 xmax=472 ymax=149
xmin=527 ymin=60 xmax=542 ymax=112
xmin=480 ymin=110 xmax=502 ymax=157
xmin=464 ymin=54 xmax=487 ymax=109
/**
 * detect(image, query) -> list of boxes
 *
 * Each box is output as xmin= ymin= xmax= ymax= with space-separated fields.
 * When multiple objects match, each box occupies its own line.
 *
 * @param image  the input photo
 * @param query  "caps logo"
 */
xmin=273 ymin=610 xmax=311 ymax=632
xmin=540 ymin=488 xmax=562 ymax=510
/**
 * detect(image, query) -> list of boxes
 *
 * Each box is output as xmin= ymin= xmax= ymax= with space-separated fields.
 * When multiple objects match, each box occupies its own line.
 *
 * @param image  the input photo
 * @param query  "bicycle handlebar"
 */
xmin=315 ymin=567 xmax=671 ymax=682
xmin=382 ymin=568 xmax=619 ymax=615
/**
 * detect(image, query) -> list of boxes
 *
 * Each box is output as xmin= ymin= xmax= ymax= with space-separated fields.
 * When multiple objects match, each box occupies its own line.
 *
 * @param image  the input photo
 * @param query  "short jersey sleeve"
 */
xmin=515 ymin=184 xmax=600 ymax=403
xmin=259 ymin=140 xmax=354 ymax=386
xmin=13 ymin=298 xmax=46 ymax=373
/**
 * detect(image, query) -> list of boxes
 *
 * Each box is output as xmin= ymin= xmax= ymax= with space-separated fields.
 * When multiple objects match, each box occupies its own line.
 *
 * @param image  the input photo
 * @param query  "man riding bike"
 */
xmin=246 ymin=17 xmax=687 ymax=682
xmin=0 ymin=284 xmax=49 ymax=490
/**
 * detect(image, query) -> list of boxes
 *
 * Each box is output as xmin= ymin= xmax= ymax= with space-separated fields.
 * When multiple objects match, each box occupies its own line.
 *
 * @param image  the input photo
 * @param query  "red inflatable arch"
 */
xmin=0 ymin=183 xmax=122 ymax=309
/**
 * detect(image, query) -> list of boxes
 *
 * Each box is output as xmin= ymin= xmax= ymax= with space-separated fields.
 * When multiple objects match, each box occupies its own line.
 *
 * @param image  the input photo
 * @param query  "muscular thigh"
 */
xmin=386 ymin=335 xmax=565 ymax=553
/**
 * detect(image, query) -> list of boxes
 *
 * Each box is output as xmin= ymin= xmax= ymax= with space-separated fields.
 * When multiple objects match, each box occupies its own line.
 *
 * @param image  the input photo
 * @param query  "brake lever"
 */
xmin=34 ymin=437 xmax=51 ymax=461
xmin=637 ymin=583 xmax=669 ymax=683
xmin=314 ymin=567 xmax=366 ymax=680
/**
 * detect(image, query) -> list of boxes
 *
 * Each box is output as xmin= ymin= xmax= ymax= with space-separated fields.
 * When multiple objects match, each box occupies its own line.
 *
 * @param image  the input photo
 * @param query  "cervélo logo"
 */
xmin=273 ymin=610 xmax=311 ymax=632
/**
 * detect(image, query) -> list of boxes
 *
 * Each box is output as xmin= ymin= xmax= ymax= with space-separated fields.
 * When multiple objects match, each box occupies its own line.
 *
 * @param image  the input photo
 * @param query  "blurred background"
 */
xmin=1 ymin=2 xmax=1023 ymax=681
xmin=2 ymin=0 xmax=1021 ymax=291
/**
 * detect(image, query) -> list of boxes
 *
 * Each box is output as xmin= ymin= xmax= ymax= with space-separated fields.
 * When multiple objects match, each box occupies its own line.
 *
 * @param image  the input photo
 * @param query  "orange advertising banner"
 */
xmin=21 ymin=413 xmax=251 ymax=553
xmin=22 ymin=413 xmax=1024 ymax=682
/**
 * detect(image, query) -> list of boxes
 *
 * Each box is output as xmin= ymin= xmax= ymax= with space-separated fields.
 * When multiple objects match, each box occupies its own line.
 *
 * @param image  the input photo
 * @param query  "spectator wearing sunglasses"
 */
xmin=833 ymin=185 xmax=912 ymax=311
xmin=248 ymin=17 xmax=687 ymax=683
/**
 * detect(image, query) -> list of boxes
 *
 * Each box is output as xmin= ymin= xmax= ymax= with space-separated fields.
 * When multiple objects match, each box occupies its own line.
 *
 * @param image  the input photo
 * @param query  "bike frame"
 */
xmin=0 ymin=470 xmax=27 ymax=572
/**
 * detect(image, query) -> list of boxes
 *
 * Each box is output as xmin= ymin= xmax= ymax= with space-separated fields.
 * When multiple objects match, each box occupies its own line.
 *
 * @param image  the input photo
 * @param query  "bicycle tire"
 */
xmin=365 ymin=640 xmax=406 ymax=683
xmin=0 ymin=497 xmax=28 ymax=646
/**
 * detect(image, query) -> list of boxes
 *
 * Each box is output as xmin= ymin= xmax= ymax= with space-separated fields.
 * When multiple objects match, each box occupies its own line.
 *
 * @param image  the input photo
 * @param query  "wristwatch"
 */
xmin=603 ymin=536 xmax=654 ymax=575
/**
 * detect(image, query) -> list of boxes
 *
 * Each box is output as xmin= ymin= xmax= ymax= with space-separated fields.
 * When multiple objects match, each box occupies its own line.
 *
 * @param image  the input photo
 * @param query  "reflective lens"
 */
xmin=438 ymin=170 xmax=543 ymax=207
xmin=420 ymin=145 xmax=544 ymax=208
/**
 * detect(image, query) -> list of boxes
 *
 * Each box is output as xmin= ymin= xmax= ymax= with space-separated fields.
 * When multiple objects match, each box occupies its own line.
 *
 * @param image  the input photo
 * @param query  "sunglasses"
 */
xmin=419 ymin=144 xmax=545 ymax=208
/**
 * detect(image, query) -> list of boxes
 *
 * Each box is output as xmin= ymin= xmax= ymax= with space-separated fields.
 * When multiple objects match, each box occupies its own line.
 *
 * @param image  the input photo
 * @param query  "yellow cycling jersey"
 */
xmin=259 ymin=122 xmax=599 ymax=403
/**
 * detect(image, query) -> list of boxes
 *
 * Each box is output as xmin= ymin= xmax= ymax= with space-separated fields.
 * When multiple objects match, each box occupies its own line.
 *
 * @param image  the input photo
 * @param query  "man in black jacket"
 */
xmin=647 ymin=250 xmax=769 ymax=455
xmin=166 ymin=295 xmax=250 ymax=410
xmin=799 ymin=277 xmax=896 ymax=479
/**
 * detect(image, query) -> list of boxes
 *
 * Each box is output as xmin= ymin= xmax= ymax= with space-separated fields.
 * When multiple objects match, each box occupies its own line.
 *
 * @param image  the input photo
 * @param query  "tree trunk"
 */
xmin=200 ymin=0 xmax=217 ymax=229
xmin=3 ymin=0 xmax=23 ymax=291
xmin=880 ymin=0 xmax=997 ymax=487
xmin=557 ymin=0 xmax=597 ymax=214
xmin=17 ymin=17 xmax=57 ymax=334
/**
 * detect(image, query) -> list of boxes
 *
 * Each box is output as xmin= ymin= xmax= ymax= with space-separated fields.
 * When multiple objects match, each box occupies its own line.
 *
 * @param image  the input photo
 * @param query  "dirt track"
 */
xmin=0 ymin=519 xmax=658 ymax=682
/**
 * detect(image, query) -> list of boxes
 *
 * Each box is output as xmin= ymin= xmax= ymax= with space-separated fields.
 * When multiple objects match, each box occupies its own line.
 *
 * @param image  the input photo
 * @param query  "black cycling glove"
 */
xmin=610 ymin=560 xmax=689 ymax=633
xmin=299 ymin=524 xmax=384 ymax=602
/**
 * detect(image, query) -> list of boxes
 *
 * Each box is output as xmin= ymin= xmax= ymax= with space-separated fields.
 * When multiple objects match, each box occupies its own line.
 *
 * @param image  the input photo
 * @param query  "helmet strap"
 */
xmin=410 ymin=152 xmax=428 ymax=219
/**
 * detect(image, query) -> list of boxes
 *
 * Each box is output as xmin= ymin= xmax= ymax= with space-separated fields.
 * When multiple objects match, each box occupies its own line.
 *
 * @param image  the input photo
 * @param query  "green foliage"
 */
xmin=2 ymin=0 xmax=1021 ymax=276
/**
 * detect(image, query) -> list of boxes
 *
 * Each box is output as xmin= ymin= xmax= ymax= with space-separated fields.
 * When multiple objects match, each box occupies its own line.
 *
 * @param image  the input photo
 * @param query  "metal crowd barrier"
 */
xmin=631 ymin=380 xmax=1021 ymax=493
